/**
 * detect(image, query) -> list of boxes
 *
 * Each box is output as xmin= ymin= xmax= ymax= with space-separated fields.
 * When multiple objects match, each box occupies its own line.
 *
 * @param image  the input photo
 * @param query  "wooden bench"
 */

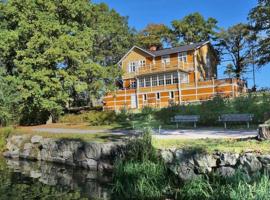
xmin=171 ymin=115 xmax=200 ymax=128
xmin=218 ymin=114 xmax=254 ymax=128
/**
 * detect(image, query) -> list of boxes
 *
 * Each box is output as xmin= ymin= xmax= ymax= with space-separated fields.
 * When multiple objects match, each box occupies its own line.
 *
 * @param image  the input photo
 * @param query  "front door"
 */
xmin=131 ymin=94 xmax=137 ymax=109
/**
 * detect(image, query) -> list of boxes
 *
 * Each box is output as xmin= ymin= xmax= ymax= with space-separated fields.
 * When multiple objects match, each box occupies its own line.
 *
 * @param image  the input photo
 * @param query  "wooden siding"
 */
xmin=103 ymin=78 xmax=247 ymax=111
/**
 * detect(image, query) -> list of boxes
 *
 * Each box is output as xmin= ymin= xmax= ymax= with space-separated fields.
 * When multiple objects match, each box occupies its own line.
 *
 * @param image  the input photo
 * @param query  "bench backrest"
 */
xmin=219 ymin=114 xmax=253 ymax=122
xmin=172 ymin=115 xmax=200 ymax=122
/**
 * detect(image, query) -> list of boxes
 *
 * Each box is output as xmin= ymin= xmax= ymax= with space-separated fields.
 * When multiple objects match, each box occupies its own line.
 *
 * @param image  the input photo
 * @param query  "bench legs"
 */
xmin=224 ymin=122 xmax=227 ymax=129
xmin=247 ymin=122 xmax=250 ymax=129
xmin=176 ymin=123 xmax=178 ymax=129
xmin=194 ymin=122 xmax=197 ymax=128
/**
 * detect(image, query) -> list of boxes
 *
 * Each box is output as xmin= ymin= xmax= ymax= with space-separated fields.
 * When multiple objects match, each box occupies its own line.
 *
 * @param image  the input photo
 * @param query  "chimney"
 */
xmin=149 ymin=45 xmax=157 ymax=51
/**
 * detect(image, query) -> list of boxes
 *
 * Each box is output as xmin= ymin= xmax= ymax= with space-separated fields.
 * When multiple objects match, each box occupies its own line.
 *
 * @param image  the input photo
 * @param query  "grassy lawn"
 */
xmin=152 ymin=137 xmax=270 ymax=153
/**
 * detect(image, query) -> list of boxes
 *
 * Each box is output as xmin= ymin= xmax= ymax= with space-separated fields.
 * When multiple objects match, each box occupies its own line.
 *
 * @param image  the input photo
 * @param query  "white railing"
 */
xmin=134 ymin=62 xmax=194 ymax=76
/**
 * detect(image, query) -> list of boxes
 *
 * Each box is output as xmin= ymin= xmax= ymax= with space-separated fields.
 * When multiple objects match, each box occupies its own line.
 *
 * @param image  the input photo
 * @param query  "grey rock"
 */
xmin=240 ymin=154 xmax=262 ymax=173
xmin=85 ymin=143 xmax=102 ymax=160
xmin=216 ymin=167 xmax=235 ymax=177
xmin=170 ymin=160 xmax=197 ymax=181
xmin=219 ymin=153 xmax=239 ymax=166
xmin=194 ymin=154 xmax=217 ymax=173
xmin=82 ymin=159 xmax=98 ymax=170
xmin=31 ymin=136 xmax=43 ymax=144
xmin=160 ymin=150 xmax=174 ymax=164
xmin=258 ymin=155 xmax=270 ymax=165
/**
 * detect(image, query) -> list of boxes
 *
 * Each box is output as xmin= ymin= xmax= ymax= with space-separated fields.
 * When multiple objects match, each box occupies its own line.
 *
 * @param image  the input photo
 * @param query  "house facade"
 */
xmin=103 ymin=41 xmax=247 ymax=111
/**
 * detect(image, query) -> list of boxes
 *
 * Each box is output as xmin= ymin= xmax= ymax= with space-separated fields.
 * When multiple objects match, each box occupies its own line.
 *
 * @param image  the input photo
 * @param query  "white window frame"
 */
xmin=178 ymin=52 xmax=187 ymax=63
xmin=161 ymin=55 xmax=170 ymax=64
xmin=180 ymin=73 xmax=189 ymax=83
xmin=139 ymin=60 xmax=146 ymax=67
xmin=158 ymin=74 xmax=164 ymax=85
xmin=165 ymin=73 xmax=172 ymax=85
xmin=139 ymin=78 xmax=145 ymax=87
xmin=169 ymin=91 xmax=174 ymax=99
xmin=145 ymin=76 xmax=151 ymax=87
xmin=143 ymin=94 xmax=147 ymax=101
xmin=152 ymin=75 xmax=158 ymax=86
xmin=156 ymin=92 xmax=160 ymax=100
xmin=128 ymin=61 xmax=137 ymax=72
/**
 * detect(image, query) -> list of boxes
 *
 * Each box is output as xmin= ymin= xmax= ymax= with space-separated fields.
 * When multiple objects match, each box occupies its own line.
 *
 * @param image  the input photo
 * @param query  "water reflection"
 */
xmin=0 ymin=157 xmax=112 ymax=200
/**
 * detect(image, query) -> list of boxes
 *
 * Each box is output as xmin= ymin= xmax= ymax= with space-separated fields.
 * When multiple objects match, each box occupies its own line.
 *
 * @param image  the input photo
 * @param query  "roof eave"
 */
xmin=117 ymin=46 xmax=155 ymax=65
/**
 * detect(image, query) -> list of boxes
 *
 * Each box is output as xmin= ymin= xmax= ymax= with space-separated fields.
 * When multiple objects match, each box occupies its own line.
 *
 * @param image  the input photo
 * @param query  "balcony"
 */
xmin=135 ymin=62 xmax=194 ymax=77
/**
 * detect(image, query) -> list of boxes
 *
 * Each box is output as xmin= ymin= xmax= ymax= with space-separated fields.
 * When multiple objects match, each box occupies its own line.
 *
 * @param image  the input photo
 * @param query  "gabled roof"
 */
xmin=118 ymin=41 xmax=209 ymax=64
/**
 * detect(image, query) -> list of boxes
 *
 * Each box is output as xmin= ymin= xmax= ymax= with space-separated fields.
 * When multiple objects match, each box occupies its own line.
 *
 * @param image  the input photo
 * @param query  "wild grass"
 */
xmin=176 ymin=172 xmax=270 ymax=200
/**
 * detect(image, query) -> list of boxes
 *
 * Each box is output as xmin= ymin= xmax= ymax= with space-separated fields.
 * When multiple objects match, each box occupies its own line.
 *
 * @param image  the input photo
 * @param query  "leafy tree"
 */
xmin=0 ymin=72 xmax=21 ymax=126
xmin=216 ymin=23 xmax=254 ymax=78
xmin=249 ymin=0 xmax=270 ymax=66
xmin=0 ymin=0 xmax=121 ymax=124
xmin=171 ymin=12 xmax=218 ymax=45
xmin=90 ymin=3 xmax=135 ymax=66
xmin=136 ymin=23 xmax=172 ymax=49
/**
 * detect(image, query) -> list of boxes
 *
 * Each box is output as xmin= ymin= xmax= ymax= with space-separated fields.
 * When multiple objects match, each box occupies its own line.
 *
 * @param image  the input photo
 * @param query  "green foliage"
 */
xmin=136 ymin=23 xmax=172 ymax=49
xmin=0 ymin=74 xmax=21 ymax=126
xmin=248 ymin=0 xmax=270 ymax=66
xmin=59 ymin=110 xmax=118 ymax=126
xmin=176 ymin=172 xmax=270 ymax=200
xmin=0 ymin=0 xmax=132 ymax=125
xmin=171 ymin=12 xmax=218 ymax=45
xmin=112 ymin=161 xmax=169 ymax=200
xmin=0 ymin=127 xmax=13 ymax=152
xmin=155 ymin=93 xmax=270 ymax=126
xmin=216 ymin=23 xmax=254 ymax=78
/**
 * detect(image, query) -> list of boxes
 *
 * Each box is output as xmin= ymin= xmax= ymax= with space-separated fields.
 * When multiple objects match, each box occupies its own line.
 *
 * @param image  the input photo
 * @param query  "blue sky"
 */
xmin=93 ymin=0 xmax=270 ymax=89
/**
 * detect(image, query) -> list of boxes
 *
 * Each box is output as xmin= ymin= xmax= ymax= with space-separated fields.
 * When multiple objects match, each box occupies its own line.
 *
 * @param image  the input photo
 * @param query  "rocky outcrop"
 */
xmin=160 ymin=149 xmax=270 ymax=182
xmin=3 ymin=135 xmax=125 ymax=171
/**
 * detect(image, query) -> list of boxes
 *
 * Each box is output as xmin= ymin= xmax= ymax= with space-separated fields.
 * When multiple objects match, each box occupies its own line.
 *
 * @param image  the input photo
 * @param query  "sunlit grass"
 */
xmin=152 ymin=137 xmax=270 ymax=153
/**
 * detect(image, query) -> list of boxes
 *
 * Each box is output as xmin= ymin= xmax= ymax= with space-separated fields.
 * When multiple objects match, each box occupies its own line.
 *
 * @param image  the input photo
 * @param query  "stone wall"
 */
xmin=160 ymin=148 xmax=270 ymax=181
xmin=4 ymin=135 xmax=270 ymax=181
xmin=3 ymin=135 xmax=125 ymax=171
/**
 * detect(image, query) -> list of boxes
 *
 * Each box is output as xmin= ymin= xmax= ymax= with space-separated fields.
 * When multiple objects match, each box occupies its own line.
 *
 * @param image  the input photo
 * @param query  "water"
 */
xmin=0 ymin=156 xmax=112 ymax=200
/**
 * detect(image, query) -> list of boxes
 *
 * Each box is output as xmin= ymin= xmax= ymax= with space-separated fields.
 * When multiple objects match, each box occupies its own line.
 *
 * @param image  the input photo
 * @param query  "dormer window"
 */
xmin=161 ymin=55 xmax=170 ymax=64
xmin=178 ymin=52 xmax=187 ymax=63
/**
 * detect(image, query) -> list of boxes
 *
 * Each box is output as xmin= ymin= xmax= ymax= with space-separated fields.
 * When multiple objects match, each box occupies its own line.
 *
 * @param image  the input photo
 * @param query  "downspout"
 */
xmin=193 ymin=50 xmax=198 ymax=101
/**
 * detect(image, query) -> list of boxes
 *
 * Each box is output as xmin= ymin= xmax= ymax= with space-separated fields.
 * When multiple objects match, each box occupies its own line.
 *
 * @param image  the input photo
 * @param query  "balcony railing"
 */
xmin=134 ymin=62 xmax=194 ymax=76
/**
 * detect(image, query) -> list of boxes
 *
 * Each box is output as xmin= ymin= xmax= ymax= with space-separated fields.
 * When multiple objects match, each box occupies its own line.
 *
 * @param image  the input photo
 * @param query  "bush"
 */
xmin=0 ymin=127 xmax=13 ymax=152
xmin=59 ymin=111 xmax=118 ymax=126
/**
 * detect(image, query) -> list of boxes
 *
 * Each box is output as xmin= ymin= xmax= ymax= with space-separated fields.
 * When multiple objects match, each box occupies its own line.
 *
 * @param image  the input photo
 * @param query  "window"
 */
xmin=178 ymin=52 xmax=187 ymax=63
xmin=161 ymin=55 xmax=170 ymax=64
xmin=139 ymin=78 xmax=145 ymax=87
xmin=139 ymin=60 xmax=146 ymax=67
xmin=169 ymin=91 xmax=174 ymax=99
xmin=145 ymin=76 xmax=151 ymax=87
xmin=128 ymin=61 xmax=136 ymax=72
xmin=143 ymin=94 xmax=147 ymax=101
xmin=158 ymin=74 xmax=164 ymax=85
xmin=173 ymin=72 xmax=178 ymax=84
xmin=156 ymin=92 xmax=160 ymax=100
xmin=180 ymin=73 xmax=189 ymax=83
xmin=131 ymin=81 xmax=136 ymax=88
xmin=152 ymin=76 xmax=157 ymax=86
xmin=165 ymin=73 xmax=172 ymax=85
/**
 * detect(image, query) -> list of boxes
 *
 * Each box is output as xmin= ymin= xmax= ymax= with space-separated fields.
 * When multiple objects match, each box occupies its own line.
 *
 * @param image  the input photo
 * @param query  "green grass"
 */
xmin=12 ymin=129 xmax=126 ymax=143
xmin=152 ymin=138 xmax=270 ymax=153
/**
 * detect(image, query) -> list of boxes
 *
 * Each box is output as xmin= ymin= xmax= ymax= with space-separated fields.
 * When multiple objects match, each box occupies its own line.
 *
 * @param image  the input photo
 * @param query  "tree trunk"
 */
xmin=258 ymin=124 xmax=270 ymax=140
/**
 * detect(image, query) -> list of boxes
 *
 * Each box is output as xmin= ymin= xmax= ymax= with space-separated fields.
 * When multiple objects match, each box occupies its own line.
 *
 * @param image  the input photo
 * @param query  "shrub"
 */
xmin=0 ymin=127 xmax=13 ymax=152
xmin=59 ymin=111 xmax=118 ymax=126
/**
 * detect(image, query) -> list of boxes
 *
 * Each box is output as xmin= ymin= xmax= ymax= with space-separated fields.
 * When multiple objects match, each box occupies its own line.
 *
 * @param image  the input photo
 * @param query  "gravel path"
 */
xmin=32 ymin=127 xmax=257 ymax=139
